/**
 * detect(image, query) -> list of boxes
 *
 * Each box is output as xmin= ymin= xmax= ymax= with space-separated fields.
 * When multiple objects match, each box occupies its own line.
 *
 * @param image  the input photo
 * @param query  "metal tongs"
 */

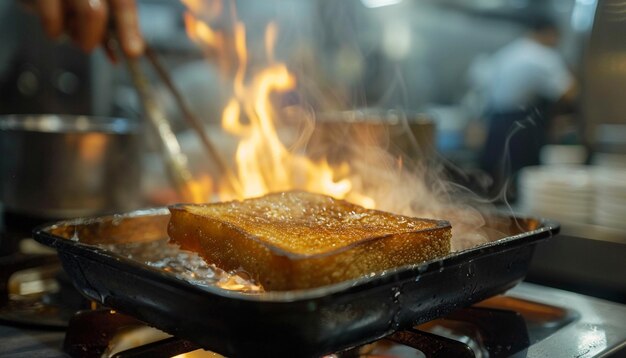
xmin=111 ymin=33 xmax=239 ymax=202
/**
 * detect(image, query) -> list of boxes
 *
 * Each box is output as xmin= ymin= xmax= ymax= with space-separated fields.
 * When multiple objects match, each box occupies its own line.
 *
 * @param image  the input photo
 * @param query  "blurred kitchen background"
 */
xmin=0 ymin=0 xmax=615 ymax=170
xmin=0 ymin=0 xmax=624 ymax=301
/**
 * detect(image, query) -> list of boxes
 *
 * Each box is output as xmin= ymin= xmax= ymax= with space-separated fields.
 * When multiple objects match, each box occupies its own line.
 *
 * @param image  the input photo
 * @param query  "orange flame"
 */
xmin=187 ymin=174 xmax=213 ymax=203
xmin=181 ymin=2 xmax=374 ymax=208
xmin=180 ymin=0 xmax=204 ymax=14
xmin=180 ymin=0 xmax=223 ymax=19
xmin=183 ymin=13 xmax=222 ymax=51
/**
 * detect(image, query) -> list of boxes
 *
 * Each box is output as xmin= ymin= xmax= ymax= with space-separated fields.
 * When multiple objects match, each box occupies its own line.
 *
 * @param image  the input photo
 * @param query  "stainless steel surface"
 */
xmin=1 ymin=282 xmax=624 ymax=357
xmin=0 ymin=115 xmax=141 ymax=218
xmin=312 ymin=109 xmax=436 ymax=163
xmin=528 ymin=234 xmax=626 ymax=303
xmin=509 ymin=283 xmax=626 ymax=357
xmin=583 ymin=0 xmax=626 ymax=145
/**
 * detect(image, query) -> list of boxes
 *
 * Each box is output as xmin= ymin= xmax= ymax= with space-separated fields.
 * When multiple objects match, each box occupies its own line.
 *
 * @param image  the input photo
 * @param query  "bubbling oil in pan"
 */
xmin=101 ymin=240 xmax=263 ymax=293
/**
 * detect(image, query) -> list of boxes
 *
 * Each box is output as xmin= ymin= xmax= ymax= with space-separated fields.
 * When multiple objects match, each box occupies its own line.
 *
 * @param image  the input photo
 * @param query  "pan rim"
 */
xmin=33 ymin=208 xmax=559 ymax=303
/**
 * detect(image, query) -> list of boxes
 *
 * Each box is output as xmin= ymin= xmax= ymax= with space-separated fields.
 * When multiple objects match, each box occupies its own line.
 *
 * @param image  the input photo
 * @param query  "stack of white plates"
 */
xmin=593 ymin=168 xmax=626 ymax=230
xmin=519 ymin=166 xmax=594 ymax=223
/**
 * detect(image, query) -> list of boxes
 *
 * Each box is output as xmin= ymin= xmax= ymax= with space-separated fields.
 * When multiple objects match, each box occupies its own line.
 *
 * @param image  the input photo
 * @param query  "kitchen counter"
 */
xmin=527 ymin=234 xmax=626 ymax=303
xmin=0 ymin=324 xmax=65 ymax=357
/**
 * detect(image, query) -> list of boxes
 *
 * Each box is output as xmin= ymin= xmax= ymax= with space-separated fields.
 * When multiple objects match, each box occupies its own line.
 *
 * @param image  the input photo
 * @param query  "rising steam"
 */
xmin=180 ymin=0 xmax=510 ymax=251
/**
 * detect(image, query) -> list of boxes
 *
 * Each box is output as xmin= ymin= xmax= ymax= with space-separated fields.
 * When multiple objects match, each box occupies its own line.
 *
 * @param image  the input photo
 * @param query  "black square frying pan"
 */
xmin=33 ymin=208 xmax=558 ymax=357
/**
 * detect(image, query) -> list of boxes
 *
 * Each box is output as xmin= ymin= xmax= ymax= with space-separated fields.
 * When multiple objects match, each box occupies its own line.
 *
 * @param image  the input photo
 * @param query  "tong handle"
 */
xmin=110 ymin=29 xmax=198 ymax=202
xmin=143 ymin=47 xmax=242 ymax=196
xmin=128 ymin=58 xmax=198 ymax=201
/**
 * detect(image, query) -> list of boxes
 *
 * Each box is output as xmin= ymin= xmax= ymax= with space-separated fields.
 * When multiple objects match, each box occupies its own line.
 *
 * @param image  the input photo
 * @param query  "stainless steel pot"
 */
xmin=0 ymin=115 xmax=142 ymax=218
xmin=310 ymin=109 xmax=436 ymax=164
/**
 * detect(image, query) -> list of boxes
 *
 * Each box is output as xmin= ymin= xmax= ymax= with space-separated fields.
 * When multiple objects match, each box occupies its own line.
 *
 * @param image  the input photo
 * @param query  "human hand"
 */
xmin=30 ymin=0 xmax=144 ymax=58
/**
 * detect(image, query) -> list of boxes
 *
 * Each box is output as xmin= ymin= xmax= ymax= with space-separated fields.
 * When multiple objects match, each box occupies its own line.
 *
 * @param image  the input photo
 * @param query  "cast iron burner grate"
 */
xmin=0 ymin=210 xmax=83 ymax=328
xmin=0 ymin=211 xmax=58 ymax=300
xmin=63 ymin=301 xmax=536 ymax=358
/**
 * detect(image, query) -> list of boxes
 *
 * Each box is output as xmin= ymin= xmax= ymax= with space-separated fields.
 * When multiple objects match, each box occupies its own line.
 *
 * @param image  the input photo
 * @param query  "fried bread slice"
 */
xmin=168 ymin=191 xmax=451 ymax=290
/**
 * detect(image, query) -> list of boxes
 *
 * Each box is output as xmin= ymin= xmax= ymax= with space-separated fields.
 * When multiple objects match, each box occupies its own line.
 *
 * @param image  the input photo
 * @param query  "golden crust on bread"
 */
xmin=168 ymin=191 xmax=451 ymax=290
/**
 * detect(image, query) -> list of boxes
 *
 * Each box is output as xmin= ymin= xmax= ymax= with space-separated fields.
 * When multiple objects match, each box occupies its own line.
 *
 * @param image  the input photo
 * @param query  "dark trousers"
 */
xmin=480 ymin=110 xmax=546 ymax=198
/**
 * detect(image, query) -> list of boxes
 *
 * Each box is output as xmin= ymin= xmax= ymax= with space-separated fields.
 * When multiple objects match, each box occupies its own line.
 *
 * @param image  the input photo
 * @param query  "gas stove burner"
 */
xmin=64 ymin=309 xmax=200 ymax=358
xmin=0 ymin=257 xmax=84 ymax=329
xmin=60 ymin=294 xmax=576 ymax=358
xmin=1 ymin=283 xmax=625 ymax=357
xmin=0 ymin=209 xmax=86 ymax=329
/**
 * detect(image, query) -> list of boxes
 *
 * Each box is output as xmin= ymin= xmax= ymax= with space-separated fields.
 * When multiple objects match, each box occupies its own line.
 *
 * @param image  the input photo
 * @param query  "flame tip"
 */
xmin=181 ymin=0 xmax=375 ymax=209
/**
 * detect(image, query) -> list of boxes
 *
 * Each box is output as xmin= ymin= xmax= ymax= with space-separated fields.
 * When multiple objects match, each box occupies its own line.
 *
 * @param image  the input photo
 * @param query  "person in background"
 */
xmin=469 ymin=14 xmax=577 ymax=199
xmin=25 ymin=0 xmax=143 ymax=58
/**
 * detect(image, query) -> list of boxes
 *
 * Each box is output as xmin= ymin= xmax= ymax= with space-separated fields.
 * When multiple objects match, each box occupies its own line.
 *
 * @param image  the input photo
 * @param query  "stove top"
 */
xmin=1 ymin=209 xmax=625 ymax=357
xmin=511 ymin=283 xmax=626 ymax=357
xmin=1 ymin=282 xmax=624 ymax=357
